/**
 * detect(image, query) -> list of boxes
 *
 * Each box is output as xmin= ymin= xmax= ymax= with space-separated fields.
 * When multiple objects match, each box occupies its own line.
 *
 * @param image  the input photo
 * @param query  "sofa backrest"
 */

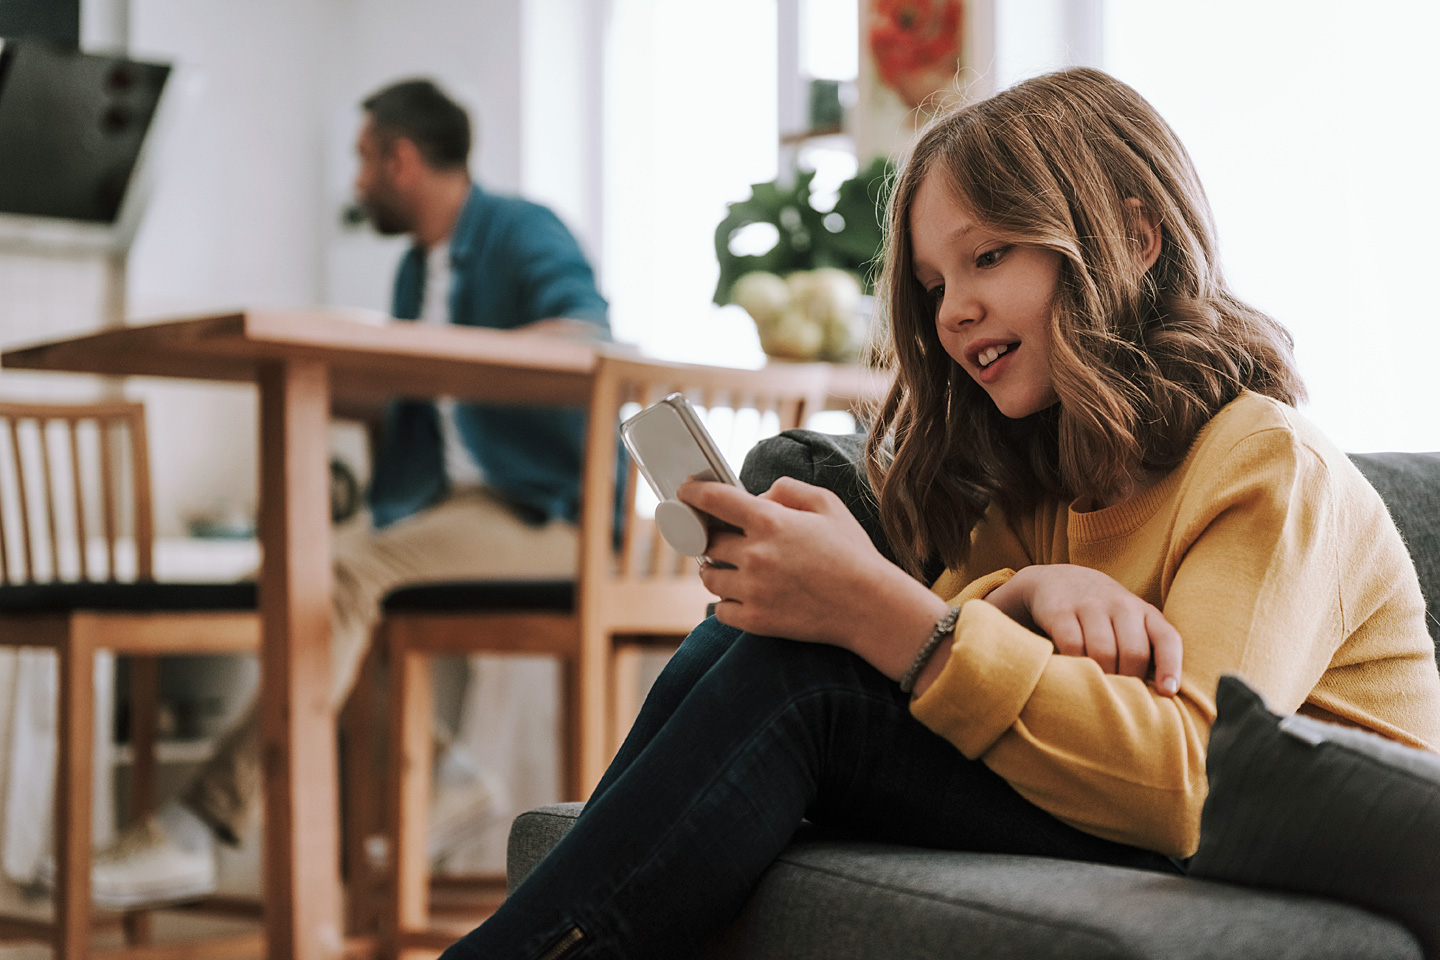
xmin=741 ymin=433 xmax=1440 ymax=672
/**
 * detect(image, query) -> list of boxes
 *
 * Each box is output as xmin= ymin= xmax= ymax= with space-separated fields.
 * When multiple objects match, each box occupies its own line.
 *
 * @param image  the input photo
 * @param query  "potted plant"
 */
xmin=714 ymin=157 xmax=893 ymax=362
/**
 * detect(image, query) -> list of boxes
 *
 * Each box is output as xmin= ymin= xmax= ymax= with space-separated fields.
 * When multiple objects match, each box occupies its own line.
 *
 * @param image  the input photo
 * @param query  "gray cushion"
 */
xmin=739 ymin=430 xmax=888 ymax=561
xmin=740 ymin=429 xmax=943 ymax=582
xmin=1191 ymin=675 xmax=1440 ymax=958
xmin=508 ymin=804 xmax=1420 ymax=960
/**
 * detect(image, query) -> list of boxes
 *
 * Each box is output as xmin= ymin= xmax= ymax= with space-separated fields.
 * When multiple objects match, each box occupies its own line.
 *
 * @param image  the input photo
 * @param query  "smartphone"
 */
xmin=620 ymin=393 xmax=741 ymax=556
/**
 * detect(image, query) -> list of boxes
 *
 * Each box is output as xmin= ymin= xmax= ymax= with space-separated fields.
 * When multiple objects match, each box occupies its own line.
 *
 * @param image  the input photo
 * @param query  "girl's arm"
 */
xmin=911 ymin=427 xmax=1377 ymax=857
xmin=688 ymin=424 xmax=1417 ymax=858
xmin=983 ymin=565 xmax=1182 ymax=695
xmin=683 ymin=477 xmax=1183 ymax=697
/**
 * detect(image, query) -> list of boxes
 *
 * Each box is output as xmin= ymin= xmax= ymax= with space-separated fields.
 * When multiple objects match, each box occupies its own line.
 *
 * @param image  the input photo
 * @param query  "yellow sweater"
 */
xmin=911 ymin=391 xmax=1440 ymax=858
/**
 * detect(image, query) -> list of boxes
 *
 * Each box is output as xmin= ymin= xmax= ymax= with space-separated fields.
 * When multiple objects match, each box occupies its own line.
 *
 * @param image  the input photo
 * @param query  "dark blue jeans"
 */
xmin=441 ymin=618 xmax=1178 ymax=960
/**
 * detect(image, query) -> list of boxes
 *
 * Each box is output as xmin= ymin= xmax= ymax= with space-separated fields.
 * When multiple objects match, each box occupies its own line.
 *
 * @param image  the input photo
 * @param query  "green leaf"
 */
xmin=714 ymin=157 xmax=895 ymax=303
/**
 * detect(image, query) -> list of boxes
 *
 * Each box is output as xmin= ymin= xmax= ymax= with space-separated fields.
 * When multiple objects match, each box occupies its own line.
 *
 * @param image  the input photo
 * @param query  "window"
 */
xmin=603 ymin=0 xmax=779 ymax=366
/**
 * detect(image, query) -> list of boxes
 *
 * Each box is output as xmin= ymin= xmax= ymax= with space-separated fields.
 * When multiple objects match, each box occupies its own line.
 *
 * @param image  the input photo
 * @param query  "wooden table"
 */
xmin=1 ymin=309 xmax=889 ymax=960
xmin=3 ymin=310 xmax=603 ymax=960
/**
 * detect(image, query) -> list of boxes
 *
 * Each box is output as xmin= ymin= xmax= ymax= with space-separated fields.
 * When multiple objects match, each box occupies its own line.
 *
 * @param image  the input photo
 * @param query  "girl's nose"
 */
xmin=936 ymin=288 xmax=979 ymax=330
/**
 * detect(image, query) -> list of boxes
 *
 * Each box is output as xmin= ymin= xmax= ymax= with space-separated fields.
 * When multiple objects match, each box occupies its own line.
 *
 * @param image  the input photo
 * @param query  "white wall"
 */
xmin=321 ymin=0 xmax=525 ymax=314
xmin=0 ymin=0 xmax=336 ymax=536
xmin=1105 ymin=0 xmax=1440 ymax=453
xmin=994 ymin=0 xmax=1101 ymax=84
xmin=601 ymin=0 xmax=779 ymax=364
xmin=0 ymin=0 xmax=603 ymax=537
xmin=120 ymin=0 xmax=331 ymax=537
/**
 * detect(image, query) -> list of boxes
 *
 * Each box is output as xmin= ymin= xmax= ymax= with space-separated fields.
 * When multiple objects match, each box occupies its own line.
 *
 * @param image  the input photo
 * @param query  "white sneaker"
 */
xmin=37 ymin=819 xmax=217 ymax=910
xmin=428 ymin=747 xmax=508 ymax=865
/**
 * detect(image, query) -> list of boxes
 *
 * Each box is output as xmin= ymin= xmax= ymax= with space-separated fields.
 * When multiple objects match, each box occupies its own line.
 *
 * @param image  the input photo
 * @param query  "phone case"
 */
xmin=620 ymin=393 xmax=740 ymax=502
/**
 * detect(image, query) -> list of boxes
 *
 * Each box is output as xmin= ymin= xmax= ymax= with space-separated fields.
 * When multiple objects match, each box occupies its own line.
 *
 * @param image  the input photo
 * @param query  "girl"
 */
xmin=444 ymin=67 xmax=1440 ymax=960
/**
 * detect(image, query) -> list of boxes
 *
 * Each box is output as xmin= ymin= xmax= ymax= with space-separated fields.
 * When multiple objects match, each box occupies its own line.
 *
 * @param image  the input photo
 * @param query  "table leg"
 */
xmin=258 ymin=360 xmax=343 ymax=960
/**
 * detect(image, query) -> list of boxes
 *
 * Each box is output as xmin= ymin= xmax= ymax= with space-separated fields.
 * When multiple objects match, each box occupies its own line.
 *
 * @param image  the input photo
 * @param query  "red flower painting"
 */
xmin=868 ymin=0 xmax=964 ymax=108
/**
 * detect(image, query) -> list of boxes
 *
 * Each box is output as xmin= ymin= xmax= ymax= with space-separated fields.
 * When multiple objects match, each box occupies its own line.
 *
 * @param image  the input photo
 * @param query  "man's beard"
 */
xmin=360 ymin=193 xmax=411 ymax=236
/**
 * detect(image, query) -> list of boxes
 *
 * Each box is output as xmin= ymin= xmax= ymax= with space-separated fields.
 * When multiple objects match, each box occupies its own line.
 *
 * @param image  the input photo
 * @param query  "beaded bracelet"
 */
xmin=898 ymin=605 xmax=962 ymax=695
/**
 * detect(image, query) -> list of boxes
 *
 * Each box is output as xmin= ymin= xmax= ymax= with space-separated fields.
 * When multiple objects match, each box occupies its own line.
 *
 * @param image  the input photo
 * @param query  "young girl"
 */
xmin=444 ymin=67 xmax=1440 ymax=960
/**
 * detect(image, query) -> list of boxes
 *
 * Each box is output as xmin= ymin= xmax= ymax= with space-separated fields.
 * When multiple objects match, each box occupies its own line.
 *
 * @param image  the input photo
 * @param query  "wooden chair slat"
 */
xmin=127 ymin=409 xmax=154 ymax=582
xmin=0 ymin=419 xmax=11 ymax=586
xmin=8 ymin=419 xmax=34 ymax=583
xmin=38 ymin=418 xmax=62 ymax=582
xmin=67 ymin=419 xmax=89 ymax=581
xmin=98 ymin=417 xmax=120 ymax=581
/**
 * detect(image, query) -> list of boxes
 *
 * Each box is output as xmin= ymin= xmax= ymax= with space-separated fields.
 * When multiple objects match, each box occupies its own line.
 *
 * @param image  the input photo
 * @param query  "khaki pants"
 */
xmin=181 ymin=489 xmax=578 ymax=843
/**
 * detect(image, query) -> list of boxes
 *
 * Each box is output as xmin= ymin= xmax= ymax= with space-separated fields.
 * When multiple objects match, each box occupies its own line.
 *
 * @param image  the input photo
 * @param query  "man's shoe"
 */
xmin=428 ymin=774 xmax=504 ymax=864
xmin=37 ymin=819 xmax=217 ymax=910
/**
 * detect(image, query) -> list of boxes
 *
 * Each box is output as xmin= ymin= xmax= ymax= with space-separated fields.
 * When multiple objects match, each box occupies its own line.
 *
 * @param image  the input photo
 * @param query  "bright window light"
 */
xmin=1105 ymin=0 xmax=1440 ymax=452
xmin=603 ymin=0 xmax=779 ymax=367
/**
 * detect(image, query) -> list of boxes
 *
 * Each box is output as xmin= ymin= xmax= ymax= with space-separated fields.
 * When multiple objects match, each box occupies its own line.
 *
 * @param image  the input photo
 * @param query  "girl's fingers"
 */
xmin=1047 ymin=616 xmax=1086 ymax=658
xmin=709 ymin=597 xmax=744 ymax=628
xmin=1146 ymin=607 xmax=1184 ymax=696
xmin=1076 ymin=609 xmax=1118 ymax=674
xmin=759 ymin=476 xmax=834 ymax=512
xmin=678 ymin=480 xmax=758 ymax=529
xmin=696 ymin=561 xmax=737 ymax=599
xmin=701 ymin=528 xmax=745 ymax=566
xmin=1112 ymin=607 xmax=1153 ymax=678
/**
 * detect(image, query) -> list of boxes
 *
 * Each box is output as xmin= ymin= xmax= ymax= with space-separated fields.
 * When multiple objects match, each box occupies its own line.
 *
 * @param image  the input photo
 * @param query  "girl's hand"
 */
xmin=986 ymin=564 xmax=1183 ymax=696
xmin=679 ymin=477 xmax=952 ymax=680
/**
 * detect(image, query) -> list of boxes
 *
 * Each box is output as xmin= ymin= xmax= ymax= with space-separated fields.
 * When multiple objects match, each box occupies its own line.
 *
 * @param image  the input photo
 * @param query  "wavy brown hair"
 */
xmin=866 ymin=67 xmax=1305 ymax=578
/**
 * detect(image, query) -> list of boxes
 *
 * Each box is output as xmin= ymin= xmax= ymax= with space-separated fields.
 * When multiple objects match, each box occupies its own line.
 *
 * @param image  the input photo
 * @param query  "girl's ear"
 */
xmin=1124 ymin=198 xmax=1162 ymax=273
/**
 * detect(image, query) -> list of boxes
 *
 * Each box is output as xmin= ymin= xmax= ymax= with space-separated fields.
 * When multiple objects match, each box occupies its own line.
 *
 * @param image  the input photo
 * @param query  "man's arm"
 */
xmin=507 ymin=205 xmax=609 ymax=331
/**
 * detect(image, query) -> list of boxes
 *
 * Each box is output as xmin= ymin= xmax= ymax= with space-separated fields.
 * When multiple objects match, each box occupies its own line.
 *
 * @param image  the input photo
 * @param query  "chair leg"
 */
xmin=55 ymin=632 xmax=95 ymax=960
xmin=123 ymin=655 xmax=160 ymax=945
xmin=576 ymin=626 xmax=611 ymax=800
xmin=385 ymin=624 xmax=434 ymax=957
xmin=341 ymin=636 xmax=386 ymax=938
xmin=559 ymin=656 xmax=582 ymax=804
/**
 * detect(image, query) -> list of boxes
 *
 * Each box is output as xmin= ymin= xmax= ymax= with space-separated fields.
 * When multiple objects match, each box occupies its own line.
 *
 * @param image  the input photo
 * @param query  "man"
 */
xmin=63 ymin=78 xmax=608 ymax=907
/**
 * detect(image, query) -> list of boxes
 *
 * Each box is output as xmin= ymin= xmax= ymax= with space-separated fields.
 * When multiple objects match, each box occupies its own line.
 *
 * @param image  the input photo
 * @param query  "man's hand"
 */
xmin=986 ymin=564 xmax=1183 ymax=696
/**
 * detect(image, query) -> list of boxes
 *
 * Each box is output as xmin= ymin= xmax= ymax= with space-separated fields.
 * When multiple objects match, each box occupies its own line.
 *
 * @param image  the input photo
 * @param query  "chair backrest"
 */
xmin=578 ymin=353 xmax=832 ymax=634
xmin=0 ymin=401 xmax=153 ymax=584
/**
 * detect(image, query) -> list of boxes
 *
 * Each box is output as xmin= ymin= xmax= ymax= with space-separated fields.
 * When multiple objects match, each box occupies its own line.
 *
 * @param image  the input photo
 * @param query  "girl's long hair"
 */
xmin=866 ymin=67 xmax=1305 ymax=578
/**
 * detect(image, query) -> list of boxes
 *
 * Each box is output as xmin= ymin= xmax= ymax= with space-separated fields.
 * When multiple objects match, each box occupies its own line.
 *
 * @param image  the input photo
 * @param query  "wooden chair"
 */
xmin=0 ymin=401 xmax=261 ymax=960
xmin=378 ymin=354 xmax=832 ymax=956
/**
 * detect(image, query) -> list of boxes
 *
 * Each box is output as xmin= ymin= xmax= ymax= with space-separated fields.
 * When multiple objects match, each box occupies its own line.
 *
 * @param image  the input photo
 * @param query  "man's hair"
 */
xmin=865 ymin=67 xmax=1306 ymax=577
xmin=361 ymin=78 xmax=471 ymax=171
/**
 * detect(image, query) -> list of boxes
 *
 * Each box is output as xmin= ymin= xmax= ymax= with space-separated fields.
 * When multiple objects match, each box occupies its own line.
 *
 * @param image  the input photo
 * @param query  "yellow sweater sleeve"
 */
xmin=911 ymin=424 xmax=1355 ymax=857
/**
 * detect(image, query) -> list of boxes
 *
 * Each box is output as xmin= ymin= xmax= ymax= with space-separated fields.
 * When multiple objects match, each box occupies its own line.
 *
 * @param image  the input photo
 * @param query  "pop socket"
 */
xmin=654 ymin=499 xmax=711 ymax=557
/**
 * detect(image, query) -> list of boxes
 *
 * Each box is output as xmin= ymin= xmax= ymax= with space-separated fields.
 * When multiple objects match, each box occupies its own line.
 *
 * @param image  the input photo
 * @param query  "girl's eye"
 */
xmin=926 ymin=285 xmax=944 ymax=311
xmin=976 ymin=246 xmax=1009 ymax=268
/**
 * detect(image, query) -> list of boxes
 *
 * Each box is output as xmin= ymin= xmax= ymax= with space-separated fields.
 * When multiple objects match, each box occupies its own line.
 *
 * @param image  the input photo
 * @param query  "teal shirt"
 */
xmin=367 ymin=184 xmax=609 ymax=528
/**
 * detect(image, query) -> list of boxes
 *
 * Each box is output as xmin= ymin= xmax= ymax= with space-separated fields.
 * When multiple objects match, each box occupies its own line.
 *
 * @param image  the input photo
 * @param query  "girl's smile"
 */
xmin=908 ymin=169 xmax=1063 ymax=419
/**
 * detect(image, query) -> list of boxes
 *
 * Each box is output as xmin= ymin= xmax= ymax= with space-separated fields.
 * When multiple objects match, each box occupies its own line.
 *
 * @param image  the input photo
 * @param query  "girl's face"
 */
xmin=908 ymin=169 xmax=1063 ymax=420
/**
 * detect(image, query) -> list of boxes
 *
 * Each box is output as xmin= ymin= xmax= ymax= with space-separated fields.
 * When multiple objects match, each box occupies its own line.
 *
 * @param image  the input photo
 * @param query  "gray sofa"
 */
xmin=507 ymin=434 xmax=1440 ymax=960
